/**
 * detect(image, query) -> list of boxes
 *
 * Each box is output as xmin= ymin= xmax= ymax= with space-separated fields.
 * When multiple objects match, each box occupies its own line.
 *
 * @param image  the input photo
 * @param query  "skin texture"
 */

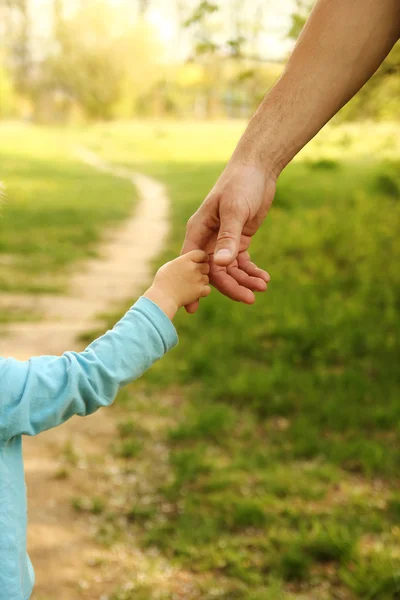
xmin=182 ymin=0 xmax=400 ymax=313
xmin=144 ymin=250 xmax=211 ymax=320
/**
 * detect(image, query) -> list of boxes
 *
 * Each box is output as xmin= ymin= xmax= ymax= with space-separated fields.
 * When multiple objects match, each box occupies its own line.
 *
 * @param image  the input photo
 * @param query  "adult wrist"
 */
xmin=233 ymin=123 xmax=285 ymax=180
xmin=234 ymin=79 xmax=300 ymax=179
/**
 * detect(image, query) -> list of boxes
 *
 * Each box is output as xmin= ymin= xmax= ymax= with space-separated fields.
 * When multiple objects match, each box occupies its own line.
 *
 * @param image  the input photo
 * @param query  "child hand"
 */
xmin=144 ymin=250 xmax=211 ymax=319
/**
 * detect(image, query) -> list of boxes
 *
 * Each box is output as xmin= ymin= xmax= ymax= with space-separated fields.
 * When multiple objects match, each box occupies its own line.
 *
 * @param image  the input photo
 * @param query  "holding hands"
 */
xmin=145 ymin=160 xmax=274 ymax=320
xmin=181 ymin=159 xmax=273 ymax=313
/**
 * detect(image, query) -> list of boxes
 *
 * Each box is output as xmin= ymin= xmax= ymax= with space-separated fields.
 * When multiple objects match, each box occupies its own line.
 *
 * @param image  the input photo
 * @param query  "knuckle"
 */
xmin=186 ymin=214 xmax=195 ymax=229
xmin=222 ymin=196 xmax=246 ymax=213
xmin=218 ymin=230 xmax=236 ymax=242
xmin=186 ymin=212 xmax=200 ymax=232
xmin=157 ymin=263 xmax=167 ymax=275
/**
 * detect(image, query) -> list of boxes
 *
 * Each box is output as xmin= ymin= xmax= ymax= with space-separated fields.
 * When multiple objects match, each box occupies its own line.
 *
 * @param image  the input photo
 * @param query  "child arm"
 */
xmin=0 ymin=297 xmax=177 ymax=440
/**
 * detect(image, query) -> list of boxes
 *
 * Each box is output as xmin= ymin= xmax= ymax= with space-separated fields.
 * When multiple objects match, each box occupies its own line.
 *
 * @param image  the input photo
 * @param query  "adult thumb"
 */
xmin=214 ymin=209 xmax=244 ymax=266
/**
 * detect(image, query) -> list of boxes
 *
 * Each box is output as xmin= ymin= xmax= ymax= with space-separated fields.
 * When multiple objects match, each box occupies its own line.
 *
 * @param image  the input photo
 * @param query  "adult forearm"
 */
xmin=236 ymin=0 xmax=400 ymax=174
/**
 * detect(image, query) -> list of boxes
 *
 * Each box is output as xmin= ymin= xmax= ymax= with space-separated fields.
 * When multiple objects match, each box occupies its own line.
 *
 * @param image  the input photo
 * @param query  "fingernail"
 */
xmin=215 ymin=249 xmax=231 ymax=260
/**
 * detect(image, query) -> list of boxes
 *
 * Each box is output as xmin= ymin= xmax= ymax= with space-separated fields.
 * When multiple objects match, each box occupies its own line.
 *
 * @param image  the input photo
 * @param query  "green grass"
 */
xmin=0 ymin=123 xmax=135 ymax=310
xmin=2 ymin=120 xmax=400 ymax=598
xmin=78 ymin=121 xmax=400 ymax=598
xmin=0 ymin=306 xmax=39 ymax=323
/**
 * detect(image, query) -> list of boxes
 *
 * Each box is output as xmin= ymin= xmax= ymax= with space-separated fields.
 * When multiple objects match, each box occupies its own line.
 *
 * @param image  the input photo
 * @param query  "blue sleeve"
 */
xmin=0 ymin=297 xmax=177 ymax=440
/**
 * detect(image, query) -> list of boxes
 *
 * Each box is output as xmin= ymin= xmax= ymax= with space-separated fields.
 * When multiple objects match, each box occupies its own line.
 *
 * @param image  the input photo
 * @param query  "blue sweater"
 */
xmin=0 ymin=297 xmax=178 ymax=600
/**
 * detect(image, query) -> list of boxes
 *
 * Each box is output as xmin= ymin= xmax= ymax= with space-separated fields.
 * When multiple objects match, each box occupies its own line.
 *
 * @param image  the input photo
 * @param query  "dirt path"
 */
xmin=0 ymin=151 xmax=189 ymax=600
xmin=0 ymin=149 xmax=169 ymax=359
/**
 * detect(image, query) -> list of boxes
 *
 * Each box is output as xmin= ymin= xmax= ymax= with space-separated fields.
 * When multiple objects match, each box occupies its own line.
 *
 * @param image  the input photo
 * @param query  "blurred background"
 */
xmin=0 ymin=0 xmax=398 ymax=123
xmin=1 ymin=2 xmax=400 ymax=600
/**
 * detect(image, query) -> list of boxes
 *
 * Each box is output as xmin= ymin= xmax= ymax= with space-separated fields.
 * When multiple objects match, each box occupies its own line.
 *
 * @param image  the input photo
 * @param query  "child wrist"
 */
xmin=143 ymin=286 xmax=179 ymax=321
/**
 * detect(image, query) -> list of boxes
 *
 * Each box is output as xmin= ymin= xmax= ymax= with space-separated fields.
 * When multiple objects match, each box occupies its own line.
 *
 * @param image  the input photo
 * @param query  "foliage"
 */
xmin=0 ymin=0 xmax=399 ymax=122
xmin=46 ymin=3 xmax=163 ymax=120
xmin=287 ymin=0 xmax=314 ymax=41
xmin=184 ymin=1 xmax=219 ymax=29
xmin=0 ymin=0 xmax=31 ymax=94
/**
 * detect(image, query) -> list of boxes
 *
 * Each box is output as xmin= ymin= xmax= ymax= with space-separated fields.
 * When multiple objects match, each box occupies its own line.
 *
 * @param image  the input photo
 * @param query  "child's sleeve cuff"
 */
xmin=133 ymin=296 xmax=179 ymax=353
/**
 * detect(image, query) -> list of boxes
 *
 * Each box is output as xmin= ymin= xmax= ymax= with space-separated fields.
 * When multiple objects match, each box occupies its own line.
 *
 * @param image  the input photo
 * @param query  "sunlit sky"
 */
xmin=31 ymin=0 xmax=297 ymax=62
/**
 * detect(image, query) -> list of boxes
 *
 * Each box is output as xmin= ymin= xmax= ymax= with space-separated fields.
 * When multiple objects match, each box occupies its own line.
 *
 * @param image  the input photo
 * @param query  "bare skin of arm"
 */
xmin=182 ymin=0 xmax=400 ymax=313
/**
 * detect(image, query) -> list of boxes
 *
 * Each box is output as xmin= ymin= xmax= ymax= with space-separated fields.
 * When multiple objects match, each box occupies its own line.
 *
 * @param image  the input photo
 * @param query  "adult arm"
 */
xmin=182 ymin=0 xmax=400 ymax=311
xmin=0 ymin=297 xmax=177 ymax=440
xmin=240 ymin=0 xmax=400 ymax=172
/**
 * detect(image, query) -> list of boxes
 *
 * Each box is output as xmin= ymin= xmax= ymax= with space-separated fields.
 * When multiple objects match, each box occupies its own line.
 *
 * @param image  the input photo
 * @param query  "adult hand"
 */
xmin=181 ymin=159 xmax=277 ymax=313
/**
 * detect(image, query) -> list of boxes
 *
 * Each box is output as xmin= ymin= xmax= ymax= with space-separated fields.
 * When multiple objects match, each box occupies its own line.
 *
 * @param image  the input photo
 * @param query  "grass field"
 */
xmin=0 ymin=123 xmax=135 ymax=301
xmin=2 ymin=120 xmax=400 ymax=598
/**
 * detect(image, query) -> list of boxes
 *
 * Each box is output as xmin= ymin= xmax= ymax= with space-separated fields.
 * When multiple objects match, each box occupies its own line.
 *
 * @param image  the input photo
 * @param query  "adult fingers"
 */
xmin=210 ymin=266 xmax=256 ymax=304
xmin=227 ymin=265 xmax=268 ymax=291
xmin=237 ymin=251 xmax=270 ymax=282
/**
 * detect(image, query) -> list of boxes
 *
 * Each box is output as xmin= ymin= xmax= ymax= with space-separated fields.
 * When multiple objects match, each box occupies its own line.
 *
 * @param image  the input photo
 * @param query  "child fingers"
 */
xmin=188 ymin=249 xmax=209 ymax=263
xmin=200 ymin=285 xmax=212 ymax=298
xmin=199 ymin=263 xmax=210 ymax=274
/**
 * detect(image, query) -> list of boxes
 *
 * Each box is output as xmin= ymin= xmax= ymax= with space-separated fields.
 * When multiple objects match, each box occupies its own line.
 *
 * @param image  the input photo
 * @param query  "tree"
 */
xmin=288 ymin=0 xmax=314 ymax=41
xmin=183 ymin=0 xmax=282 ymax=118
xmin=46 ymin=1 xmax=163 ymax=120
xmin=0 ymin=54 xmax=14 ymax=117
xmin=0 ymin=0 xmax=32 ymax=95
xmin=46 ymin=3 xmax=122 ymax=118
